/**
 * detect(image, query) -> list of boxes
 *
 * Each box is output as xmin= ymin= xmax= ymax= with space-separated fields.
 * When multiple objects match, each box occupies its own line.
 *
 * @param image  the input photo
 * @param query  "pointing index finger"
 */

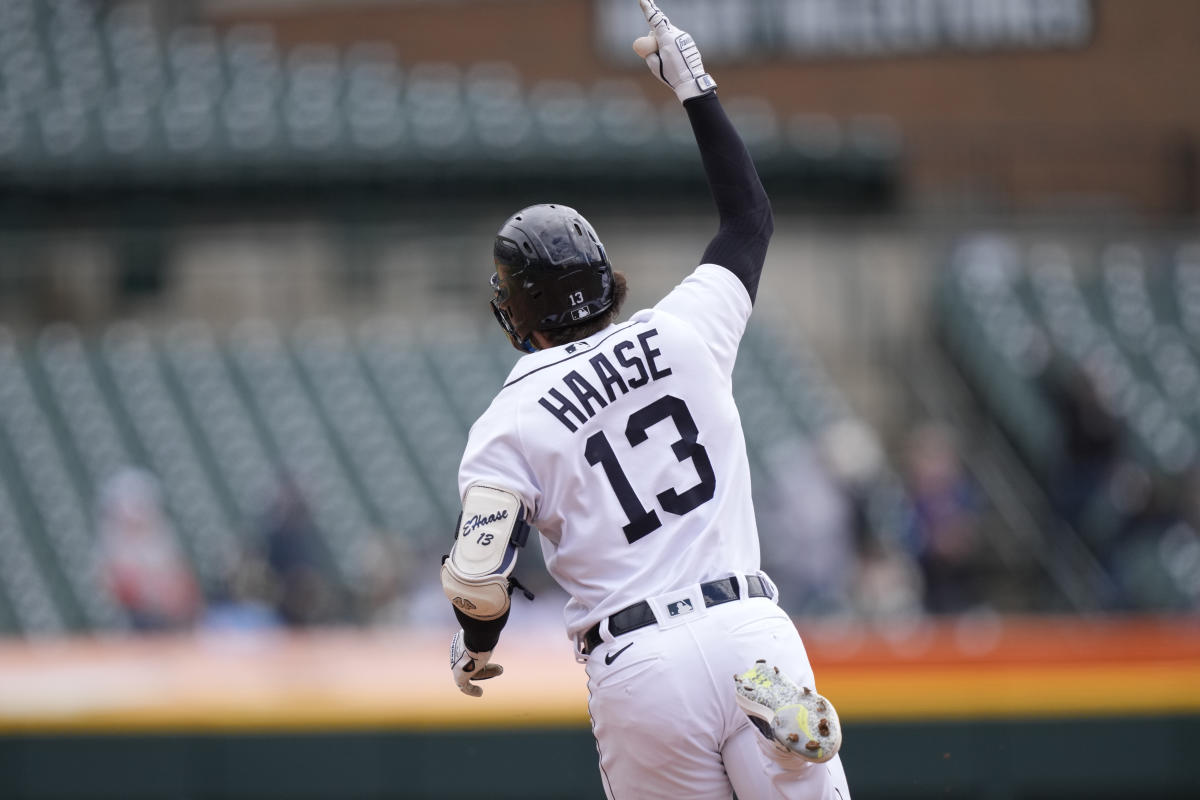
xmin=639 ymin=0 xmax=669 ymax=32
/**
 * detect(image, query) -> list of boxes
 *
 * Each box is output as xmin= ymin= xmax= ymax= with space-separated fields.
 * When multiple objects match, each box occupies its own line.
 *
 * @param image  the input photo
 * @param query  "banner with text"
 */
xmin=596 ymin=0 xmax=1092 ymax=62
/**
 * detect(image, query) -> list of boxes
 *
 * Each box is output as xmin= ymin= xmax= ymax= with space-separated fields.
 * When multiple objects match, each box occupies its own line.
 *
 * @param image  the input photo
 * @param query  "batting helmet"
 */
xmin=491 ymin=204 xmax=615 ymax=353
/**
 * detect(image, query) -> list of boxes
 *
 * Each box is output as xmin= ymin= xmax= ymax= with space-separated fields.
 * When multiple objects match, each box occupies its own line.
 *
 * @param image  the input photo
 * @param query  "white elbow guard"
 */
xmin=441 ymin=485 xmax=530 ymax=620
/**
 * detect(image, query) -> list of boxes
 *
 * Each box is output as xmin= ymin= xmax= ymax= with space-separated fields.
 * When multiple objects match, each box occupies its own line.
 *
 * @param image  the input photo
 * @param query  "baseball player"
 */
xmin=440 ymin=2 xmax=850 ymax=797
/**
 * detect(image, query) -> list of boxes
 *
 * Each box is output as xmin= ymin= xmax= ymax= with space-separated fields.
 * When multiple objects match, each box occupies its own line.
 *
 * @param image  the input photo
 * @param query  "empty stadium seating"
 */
xmin=941 ymin=236 xmax=1200 ymax=477
xmin=0 ymin=316 xmax=912 ymax=635
xmin=0 ymin=0 xmax=897 ymax=202
xmin=938 ymin=234 xmax=1200 ymax=609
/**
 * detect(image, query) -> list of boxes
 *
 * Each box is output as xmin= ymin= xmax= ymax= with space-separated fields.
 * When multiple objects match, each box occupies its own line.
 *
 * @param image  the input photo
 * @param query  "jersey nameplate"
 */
xmin=538 ymin=328 xmax=672 ymax=433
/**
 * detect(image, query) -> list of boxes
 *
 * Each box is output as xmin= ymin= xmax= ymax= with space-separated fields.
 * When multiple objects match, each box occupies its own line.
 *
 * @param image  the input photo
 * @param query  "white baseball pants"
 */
xmin=585 ymin=595 xmax=851 ymax=799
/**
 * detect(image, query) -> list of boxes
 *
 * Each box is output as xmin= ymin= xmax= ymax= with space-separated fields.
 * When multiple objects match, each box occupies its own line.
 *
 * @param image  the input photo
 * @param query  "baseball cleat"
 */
xmin=734 ymin=660 xmax=842 ymax=763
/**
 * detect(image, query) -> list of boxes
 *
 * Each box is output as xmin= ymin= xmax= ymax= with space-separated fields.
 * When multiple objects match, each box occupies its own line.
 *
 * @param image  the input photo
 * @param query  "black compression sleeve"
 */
xmin=684 ymin=92 xmax=774 ymax=303
xmin=454 ymin=606 xmax=509 ymax=653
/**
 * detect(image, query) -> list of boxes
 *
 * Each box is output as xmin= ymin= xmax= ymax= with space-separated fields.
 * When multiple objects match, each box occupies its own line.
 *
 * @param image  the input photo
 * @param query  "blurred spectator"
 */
xmin=202 ymin=556 xmax=281 ymax=632
xmin=1102 ymin=467 xmax=1197 ymax=609
xmin=757 ymin=438 xmax=855 ymax=616
xmin=817 ymin=418 xmax=886 ymax=553
xmin=812 ymin=419 xmax=925 ymax=616
xmin=355 ymin=536 xmax=410 ymax=626
xmin=902 ymin=423 xmax=984 ymax=614
xmin=1043 ymin=362 xmax=1123 ymax=533
xmin=98 ymin=467 xmax=201 ymax=631
xmin=853 ymin=537 xmax=924 ymax=620
xmin=1183 ymin=466 xmax=1200 ymax=534
xmin=1033 ymin=358 xmax=1200 ymax=608
xmin=259 ymin=479 xmax=342 ymax=627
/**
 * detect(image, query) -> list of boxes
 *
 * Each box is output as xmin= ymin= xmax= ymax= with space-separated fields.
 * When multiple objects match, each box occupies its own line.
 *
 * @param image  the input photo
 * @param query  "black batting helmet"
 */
xmin=491 ymin=204 xmax=615 ymax=353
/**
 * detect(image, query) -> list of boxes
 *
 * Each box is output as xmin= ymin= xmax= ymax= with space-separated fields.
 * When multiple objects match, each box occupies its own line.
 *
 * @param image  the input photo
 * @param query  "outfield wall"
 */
xmin=1 ymin=617 xmax=1197 ymax=798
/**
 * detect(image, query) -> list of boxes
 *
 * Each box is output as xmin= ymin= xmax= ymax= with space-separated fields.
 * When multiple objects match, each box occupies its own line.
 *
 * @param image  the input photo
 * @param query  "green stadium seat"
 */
xmin=228 ymin=319 xmax=378 ymax=583
xmin=0 ymin=334 xmax=68 ymax=636
xmin=530 ymin=79 xmax=600 ymax=157
xmin=1 ymin=328 xmax=123 ymax=631
xmin=283 ymin=44 xmax=345 ymax=156
xmin=292 ymin=319 xmax=443 ymax=550
xmin=100 ymin=323 xmax=241 ymax=585
xmin=406 ymin=61 xmax=472 ymax=161
xmin=1174 ymin=244 xmax=1200 ymax=346
xmin=343 ymin=42 xmax=404 ymax=158
xmin=724 ymin=96 xmax=781 ymax=159
xmin=939 ymin=236 xmax=1063 ymax=473
xmin=103 ymin=3 xmax=168 ymax=100
xmin=357 ymin=323 xmax=465 ymax=525
xmin=591 ymin=78 xmax=661 ymax=158
xmin=162 ymin=322 xmax=278 ymax=524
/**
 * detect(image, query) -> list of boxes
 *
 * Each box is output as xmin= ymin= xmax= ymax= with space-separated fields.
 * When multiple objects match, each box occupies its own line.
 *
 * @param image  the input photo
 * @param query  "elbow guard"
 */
xmin=441 ymin=485 xmax=530 ymax=621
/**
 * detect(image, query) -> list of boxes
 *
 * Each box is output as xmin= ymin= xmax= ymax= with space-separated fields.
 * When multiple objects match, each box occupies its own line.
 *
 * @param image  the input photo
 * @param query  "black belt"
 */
xmin=581 ymin=575 xmax=771 ymax=655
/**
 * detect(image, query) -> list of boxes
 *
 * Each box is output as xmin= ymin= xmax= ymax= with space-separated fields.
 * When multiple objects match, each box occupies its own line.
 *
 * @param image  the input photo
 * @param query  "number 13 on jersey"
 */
xmin=584 ymin=394 xmax=716 ymax=543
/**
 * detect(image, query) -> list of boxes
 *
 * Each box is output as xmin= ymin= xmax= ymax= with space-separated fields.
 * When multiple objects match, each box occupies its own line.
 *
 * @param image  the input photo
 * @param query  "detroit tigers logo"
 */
xmin=461 ymin=509 xmax=508 ymax=537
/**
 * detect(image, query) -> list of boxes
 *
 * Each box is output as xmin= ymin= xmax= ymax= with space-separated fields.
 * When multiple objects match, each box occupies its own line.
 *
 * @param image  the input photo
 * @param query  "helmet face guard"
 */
xmin=490 ymin=204 xmax=614 ymax=353
xmin=490 ymin=272 xmax=536 ymax=353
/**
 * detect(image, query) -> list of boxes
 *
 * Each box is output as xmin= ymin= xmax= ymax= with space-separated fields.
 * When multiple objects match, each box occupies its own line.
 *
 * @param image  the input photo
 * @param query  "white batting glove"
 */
xmin=450 ymin=630 xmax=504 ymax=698
xmin=632 ymin=0 xmax=716 ymax=104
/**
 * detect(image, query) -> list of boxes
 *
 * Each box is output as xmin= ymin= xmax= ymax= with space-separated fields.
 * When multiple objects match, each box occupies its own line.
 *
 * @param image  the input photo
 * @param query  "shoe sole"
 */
xmin=734 ymin=659 xmax=842 ymax=763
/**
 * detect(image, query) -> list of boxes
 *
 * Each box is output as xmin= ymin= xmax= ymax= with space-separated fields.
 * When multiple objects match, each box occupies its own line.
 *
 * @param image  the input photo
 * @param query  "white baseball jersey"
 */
xmin=458 ymin=263 xmax=760 ymax=640
xmin=459 ymin=262 xmax=852 ymax=800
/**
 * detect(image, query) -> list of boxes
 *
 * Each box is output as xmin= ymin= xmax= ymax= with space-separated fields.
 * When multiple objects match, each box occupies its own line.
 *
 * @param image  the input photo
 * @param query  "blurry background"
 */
xmin=0 ymin=0 xmax=1197 ymax=798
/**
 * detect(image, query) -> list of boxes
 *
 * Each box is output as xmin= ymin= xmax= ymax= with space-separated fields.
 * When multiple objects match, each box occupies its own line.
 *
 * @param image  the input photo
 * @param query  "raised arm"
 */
xmin=633 ymin=0 xmax=774 ymax=303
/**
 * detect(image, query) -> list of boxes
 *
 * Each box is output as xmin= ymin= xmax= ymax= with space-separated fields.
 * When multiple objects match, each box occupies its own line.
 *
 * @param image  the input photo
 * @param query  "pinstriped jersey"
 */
xmin=459 ymin=264 xmax=760 ymax=640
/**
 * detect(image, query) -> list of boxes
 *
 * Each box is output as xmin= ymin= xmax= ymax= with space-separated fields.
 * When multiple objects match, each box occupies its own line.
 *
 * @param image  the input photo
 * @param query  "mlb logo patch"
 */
xmin=667 ymin=599 xmax=694 ymax=617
